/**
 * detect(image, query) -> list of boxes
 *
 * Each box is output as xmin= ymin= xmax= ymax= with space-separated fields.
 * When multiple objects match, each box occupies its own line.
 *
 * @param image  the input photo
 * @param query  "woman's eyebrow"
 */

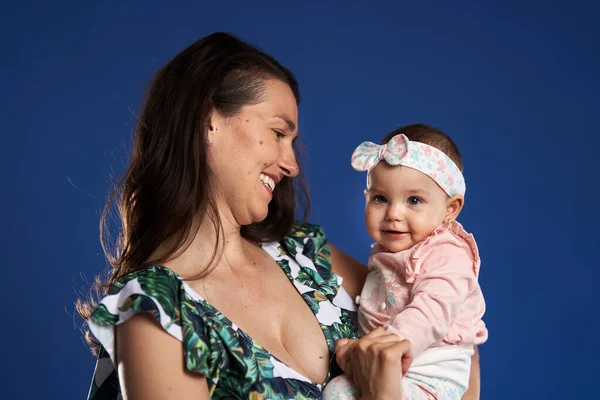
xmin=274 ymin=114 xmax=297 ymax=132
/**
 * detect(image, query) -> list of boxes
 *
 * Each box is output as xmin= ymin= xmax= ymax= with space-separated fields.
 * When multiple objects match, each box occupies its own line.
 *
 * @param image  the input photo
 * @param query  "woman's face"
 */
xmin=208 ymin=79 xmax=299 ymax=227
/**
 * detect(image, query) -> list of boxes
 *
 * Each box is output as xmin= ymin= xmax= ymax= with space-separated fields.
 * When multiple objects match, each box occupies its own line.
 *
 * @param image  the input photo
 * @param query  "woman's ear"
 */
xmin=206 ymin=108 xmax=225 ymax=144
xmin=444 ymin=195 xmax=464 ymax=223
xmin=206 ymin=110 xmax=217 ymax=143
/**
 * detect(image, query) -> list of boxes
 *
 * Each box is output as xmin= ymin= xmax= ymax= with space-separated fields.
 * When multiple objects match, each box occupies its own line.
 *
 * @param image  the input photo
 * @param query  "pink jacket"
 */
xmin=358 ymin=221 xmax=488 ymax=357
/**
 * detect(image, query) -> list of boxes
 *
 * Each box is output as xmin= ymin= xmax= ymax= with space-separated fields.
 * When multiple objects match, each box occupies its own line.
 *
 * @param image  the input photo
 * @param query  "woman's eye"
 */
xmin=407 ymin=196 xmax=421 ymax=206
xmin=374 ymin=195 xmax=387 ymax=204
xmin=273 ymin=130 xmax=285 ymax=139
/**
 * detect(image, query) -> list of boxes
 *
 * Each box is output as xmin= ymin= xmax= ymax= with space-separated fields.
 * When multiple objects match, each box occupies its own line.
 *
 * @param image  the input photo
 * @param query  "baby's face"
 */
xmin=364 ymin=163 xmax=449 ymax=252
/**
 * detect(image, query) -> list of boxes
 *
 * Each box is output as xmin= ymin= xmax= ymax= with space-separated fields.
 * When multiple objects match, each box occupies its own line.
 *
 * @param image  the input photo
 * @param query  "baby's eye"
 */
xmin=407 ymin=196 xmax=422 ymax=206
xmin=374 ymin=195 xmax=387 ymax=204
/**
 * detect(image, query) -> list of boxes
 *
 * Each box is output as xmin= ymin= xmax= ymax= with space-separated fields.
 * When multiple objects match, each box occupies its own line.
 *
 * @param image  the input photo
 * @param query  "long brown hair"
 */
xmin=77 ymin=32 xmax=310 ymax=352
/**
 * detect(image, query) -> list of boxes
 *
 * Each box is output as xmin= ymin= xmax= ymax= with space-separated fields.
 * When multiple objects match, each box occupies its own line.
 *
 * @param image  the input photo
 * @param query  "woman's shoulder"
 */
xmin=278 ymin=221 xmax=329 ymax=266
xmin=88 ymin=265 xmax=221 ymax=377
xmin=282 ymin=221 xmax=367 ymax=299
xmin=264 ymin=221 xmax=338 ymax=295
xmin=103 ymin=264 xmax=182 ymax=295
xmin=92 ymin=265 xmax=186 ymax=327
xmin=286 ymin=221 xmax=326 ymax=242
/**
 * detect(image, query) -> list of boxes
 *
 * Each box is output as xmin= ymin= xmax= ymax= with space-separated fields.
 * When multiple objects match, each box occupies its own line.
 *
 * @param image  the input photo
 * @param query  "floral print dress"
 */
xmin=86 ymin=222 xmax=359 ymax=399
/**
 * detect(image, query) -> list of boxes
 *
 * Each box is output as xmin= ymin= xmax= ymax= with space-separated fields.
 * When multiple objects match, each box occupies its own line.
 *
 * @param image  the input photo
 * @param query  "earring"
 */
xmin=205 ymin=138 xmax=211 ymax=146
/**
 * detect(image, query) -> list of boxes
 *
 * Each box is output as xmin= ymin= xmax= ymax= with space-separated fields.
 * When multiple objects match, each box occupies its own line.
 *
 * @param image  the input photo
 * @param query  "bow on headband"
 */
xmin=351 ymin=134 xmax=466 ymax=197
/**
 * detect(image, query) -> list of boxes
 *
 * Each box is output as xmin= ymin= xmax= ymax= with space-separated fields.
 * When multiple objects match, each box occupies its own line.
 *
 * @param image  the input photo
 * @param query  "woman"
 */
xmin=78 ymin=32 xmax=480 ymax=399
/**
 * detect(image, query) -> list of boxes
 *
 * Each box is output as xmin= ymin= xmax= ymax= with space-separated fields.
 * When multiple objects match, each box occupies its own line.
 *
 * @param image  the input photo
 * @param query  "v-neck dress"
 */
xmin=86 ymin=222 xmax=359 ymax=399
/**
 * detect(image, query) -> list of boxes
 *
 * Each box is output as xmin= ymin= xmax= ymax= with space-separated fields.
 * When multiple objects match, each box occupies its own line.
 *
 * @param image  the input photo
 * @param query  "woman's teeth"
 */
xmin=259 ymin=173 xmax=275 ymax=192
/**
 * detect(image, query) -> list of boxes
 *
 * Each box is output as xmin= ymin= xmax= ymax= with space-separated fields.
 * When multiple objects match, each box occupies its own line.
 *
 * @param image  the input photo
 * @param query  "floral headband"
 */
xmin=351 ymin=134 xmax=466 ymax=197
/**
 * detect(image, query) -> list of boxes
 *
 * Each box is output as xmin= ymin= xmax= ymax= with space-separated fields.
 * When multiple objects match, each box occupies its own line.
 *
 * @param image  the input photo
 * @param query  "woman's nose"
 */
xmin=279 ymin=148 xmax=299 ymax=177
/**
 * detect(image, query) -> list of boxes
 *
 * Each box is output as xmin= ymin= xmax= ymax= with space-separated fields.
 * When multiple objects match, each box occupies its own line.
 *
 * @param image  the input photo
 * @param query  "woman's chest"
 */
xmin=191 ymin=261 xmax=331 ymax=384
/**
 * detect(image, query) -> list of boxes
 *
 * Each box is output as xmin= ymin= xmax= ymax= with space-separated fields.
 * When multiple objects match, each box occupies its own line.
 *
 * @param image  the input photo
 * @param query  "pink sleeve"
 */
xmin=384 ymin=231 xmax=477 ymax=357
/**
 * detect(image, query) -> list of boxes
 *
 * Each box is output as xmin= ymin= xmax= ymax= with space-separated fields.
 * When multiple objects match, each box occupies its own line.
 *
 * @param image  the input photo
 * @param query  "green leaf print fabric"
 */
xmin=86 ymin=222 xmax=359 ymax=399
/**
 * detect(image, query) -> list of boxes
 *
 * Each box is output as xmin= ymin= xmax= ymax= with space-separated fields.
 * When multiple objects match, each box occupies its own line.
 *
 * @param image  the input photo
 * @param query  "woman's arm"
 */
xmin=116 ymin=313 xmax=210 ymax=400
xmin=461 ymin=346 xmax=480 ymax=400
xmin=329 ymin=243 xmax=368 ymax=299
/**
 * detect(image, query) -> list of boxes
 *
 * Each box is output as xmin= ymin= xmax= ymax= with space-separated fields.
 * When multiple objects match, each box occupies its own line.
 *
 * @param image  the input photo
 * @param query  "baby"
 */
xmin=325 ymin=124 xmax=488 ymax=400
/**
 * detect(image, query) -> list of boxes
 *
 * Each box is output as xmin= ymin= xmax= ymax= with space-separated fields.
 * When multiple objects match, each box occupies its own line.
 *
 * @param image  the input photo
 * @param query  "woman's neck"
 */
xmin=161 ymin=211 xmax=253 ymax=279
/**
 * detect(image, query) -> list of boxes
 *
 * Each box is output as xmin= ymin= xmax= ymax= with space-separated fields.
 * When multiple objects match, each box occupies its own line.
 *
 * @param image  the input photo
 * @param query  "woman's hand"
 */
xmin=335 ymin=327 xmax=413 ymax=400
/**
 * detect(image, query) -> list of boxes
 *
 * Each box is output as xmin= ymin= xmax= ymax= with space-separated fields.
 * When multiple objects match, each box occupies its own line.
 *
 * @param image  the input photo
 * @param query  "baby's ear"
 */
xmin=444 ymin=195 xmax=464 ymax=222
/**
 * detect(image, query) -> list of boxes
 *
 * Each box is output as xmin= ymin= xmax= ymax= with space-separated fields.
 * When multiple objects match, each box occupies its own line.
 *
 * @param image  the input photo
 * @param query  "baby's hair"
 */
xmin=380 ymin=124 xmax=464 ymax=171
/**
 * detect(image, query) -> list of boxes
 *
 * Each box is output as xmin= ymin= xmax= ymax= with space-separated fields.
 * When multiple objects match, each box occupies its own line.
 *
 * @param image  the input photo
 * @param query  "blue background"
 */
xmin=2 ymin=1 xmax=597 ymax=398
